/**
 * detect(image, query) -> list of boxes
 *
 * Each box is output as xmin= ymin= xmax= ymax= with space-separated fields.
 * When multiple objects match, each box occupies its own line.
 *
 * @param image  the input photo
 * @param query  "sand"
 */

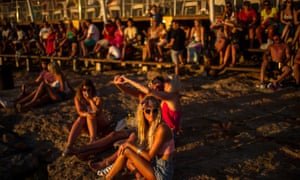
xmin=0 ymin=67 xmax=299 ymax=180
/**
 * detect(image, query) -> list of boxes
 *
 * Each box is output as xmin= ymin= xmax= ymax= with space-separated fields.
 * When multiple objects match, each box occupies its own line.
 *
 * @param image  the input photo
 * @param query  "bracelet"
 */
xmin=136 ymin=148 xmax=142 ymax=155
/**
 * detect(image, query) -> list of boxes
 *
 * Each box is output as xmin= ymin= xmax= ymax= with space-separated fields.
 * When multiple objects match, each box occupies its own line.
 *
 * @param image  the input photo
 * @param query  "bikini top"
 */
xmin=158 ymin=135 xmax=175 ymax=156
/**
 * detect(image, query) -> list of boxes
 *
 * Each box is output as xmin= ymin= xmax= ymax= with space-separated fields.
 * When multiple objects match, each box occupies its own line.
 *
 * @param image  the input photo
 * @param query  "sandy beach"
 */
xmin=0 ymin=66 xmax=299 ymax=180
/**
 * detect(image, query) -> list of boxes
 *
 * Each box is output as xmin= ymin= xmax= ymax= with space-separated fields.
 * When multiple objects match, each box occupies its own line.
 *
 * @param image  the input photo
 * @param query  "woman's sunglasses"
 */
xmin=82 ymin=88 xmax=91 ymax=92
xmin=144 ymin=108 xmax=158 ymax=115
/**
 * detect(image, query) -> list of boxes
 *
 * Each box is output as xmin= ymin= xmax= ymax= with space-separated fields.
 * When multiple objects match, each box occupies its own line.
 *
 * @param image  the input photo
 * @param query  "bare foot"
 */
xmin=88 ymin=160 xmax=108 ymax=172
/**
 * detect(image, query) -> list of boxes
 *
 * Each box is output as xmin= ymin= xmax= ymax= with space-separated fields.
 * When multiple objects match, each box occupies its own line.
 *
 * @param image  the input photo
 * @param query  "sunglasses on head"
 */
xmin=144 ymin=108 xmax=158 ymax=115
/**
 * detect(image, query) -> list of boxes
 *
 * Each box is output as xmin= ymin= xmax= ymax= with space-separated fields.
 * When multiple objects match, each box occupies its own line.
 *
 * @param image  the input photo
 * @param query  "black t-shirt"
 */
xmin=170 ymin=28 xmax=186 ymax=51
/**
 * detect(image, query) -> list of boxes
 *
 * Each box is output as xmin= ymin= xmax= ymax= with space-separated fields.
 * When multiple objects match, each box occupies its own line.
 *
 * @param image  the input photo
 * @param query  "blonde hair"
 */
xmin=47 ymin=61 xmax=62 ymax=76
xmin=136 ymin=96 xmax=161 ymax=149
xmin=166 ymin=74 xmax=181 ymax=93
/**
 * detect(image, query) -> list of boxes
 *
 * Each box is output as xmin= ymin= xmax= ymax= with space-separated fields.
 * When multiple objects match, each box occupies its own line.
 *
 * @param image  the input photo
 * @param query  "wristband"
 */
xmin=136 ymin=148 xmax=142 ymax=155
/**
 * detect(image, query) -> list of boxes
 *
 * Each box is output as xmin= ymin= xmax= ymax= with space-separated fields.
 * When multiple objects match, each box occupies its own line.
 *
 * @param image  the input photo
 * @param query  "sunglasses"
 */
xmin=82 ymin=88 xmax=91 ymax=92
xmin=144 ymin=108 xmax=158 ymax=115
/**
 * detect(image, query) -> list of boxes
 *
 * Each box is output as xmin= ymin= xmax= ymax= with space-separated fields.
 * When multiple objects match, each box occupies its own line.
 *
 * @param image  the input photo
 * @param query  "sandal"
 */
xmin=97 ymin=164 xmax=113 ymax=177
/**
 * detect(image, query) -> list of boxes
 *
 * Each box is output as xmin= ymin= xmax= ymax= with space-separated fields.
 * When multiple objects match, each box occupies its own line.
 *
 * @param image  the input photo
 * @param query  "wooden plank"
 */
xmin=246 ymin=48 xmax=266 ymax=53
xmin=0 ymin=54 xmax=260 ymax=73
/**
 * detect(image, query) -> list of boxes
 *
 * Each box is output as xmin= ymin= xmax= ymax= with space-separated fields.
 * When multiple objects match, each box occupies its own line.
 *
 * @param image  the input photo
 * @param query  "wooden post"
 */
xmin=15 ymin=56 xmax=19 ymax=68
xmin=0 ymin=57 xmax=2 ymax=65
xmin=26 ymin=58 xmax=30 ymax=71
xmin=142 ymin=65 xmax=148 ymax=72
xmin=57 ymin=60 xmax=61 ymax=67
xmin=73 ymin=59 xmax=77 ymax=71
xmin=96 ymin=62 xmax=101 ymax=72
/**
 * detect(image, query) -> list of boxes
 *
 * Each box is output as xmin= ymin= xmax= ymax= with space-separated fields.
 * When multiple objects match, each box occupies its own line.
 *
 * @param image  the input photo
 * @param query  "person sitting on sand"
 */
xmin=119 ymin=74 xmax=182 ymax=134
xmin=75 ymin=75 xmax=165 ymax=173
xmin=16 ymin=61 xmax=72 ymax=112
xmin=258 ymin=33 xmax=292 ymax=89
xmin=0 ymin=59 xmax=54 ymax=109
xmin=62 ymin=79 xmax=113 ymax=156
xmin=104 ymin=96 xmax=175 ymax=180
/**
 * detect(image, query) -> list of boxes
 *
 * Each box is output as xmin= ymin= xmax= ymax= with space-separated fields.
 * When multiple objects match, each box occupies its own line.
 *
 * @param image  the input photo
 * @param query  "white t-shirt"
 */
xmin=39 ymin=27 xmax=51 ymax=40
xmin=87 ymin=24 xmax=100 ymax=41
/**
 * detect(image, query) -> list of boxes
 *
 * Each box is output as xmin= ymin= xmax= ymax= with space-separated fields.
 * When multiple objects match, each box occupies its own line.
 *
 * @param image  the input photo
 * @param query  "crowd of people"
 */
xmin=1 ymin=1 xmax=300 ymax=178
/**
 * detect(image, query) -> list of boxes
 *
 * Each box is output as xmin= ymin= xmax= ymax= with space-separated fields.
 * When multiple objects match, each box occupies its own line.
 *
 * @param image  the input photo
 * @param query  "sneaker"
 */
xmin=97 ymin=164 xmax=113 ymax=177
xmin=0 ymin=98 xmax=8 ymax=108
xmin=267 ymin=82 xmax=278 ymax=90
xmin=256 ymin=83 xmax=266 ymax=89
xmin=260 ymin=39 xmax=273 ymax=50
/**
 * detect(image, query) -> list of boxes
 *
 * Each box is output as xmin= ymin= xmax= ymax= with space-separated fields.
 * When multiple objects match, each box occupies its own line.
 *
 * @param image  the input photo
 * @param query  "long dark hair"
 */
xmin=75 ymin=79 xmax=96 ymax=100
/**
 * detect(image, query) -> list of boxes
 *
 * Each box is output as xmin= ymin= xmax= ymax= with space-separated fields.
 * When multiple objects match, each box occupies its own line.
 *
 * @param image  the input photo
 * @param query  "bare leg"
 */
xmin=292 ymin=26 xmax=300 ymax=45
xmin=88 ymin=132 xmax=136 ymax=171
xmin=256 ymin=26 xmax=263 ymax=45
xmin=75 ymin=130 xmax=130 ymax=158
xmin=273 ymin=66 xmax=291 ymax=85
xmin=81 ymin=41 xmax=87 ymax=56
xmin=66 ymin=117 xmax=87 ymax=148
xmin=230 ymin=44 xmax=238 ymax=67
xmin=219 ymin=45 xmax=231 ymax=69
xmin=16 ymin=89 xmax=37 ymax=105
xmin=86 ymin=116 xmax=97 ymax=143
xmin=293 ymin=64 xmax=300 ymax=85
xmin=260 ymin=59 xmax=269 ymax=83
xmin=106 ymin=147 xmax=156 ymax=180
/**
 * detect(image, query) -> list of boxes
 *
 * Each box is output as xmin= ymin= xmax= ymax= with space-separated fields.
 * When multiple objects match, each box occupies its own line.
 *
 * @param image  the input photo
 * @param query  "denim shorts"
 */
xmin=152 ymin=156 xmax=174 ymax=180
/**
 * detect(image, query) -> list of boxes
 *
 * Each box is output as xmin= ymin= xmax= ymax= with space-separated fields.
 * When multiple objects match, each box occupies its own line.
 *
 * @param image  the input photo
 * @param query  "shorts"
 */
xmin=97 ymin=39 xmax=109 ymax=49
xmin=84 ymin=39 xmax=96 ymax=47
xmin=171 ymin=49 xmax=184 ymax=65
xmin=152 ymin=156 xmax=173 ymax=180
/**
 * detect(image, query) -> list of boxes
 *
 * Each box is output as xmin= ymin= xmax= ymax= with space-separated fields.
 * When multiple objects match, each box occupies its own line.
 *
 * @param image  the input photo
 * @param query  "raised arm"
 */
xmin=113 ymin=75 xmax=145 ymax=98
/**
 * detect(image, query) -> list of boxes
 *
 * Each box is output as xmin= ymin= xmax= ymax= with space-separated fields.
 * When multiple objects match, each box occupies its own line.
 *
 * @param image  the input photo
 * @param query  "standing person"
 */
xmin=166 ymin=20 xmax=186 ymax=75
xmin=62 ymin=79 xmax=109 ymax=156
xmin=105 ymin=96 xmax=175 ymax=180
xmin=258 ymin=33 xmax=291 ymax=89
xmin=80 ymin=19 xmax=100 ymax=57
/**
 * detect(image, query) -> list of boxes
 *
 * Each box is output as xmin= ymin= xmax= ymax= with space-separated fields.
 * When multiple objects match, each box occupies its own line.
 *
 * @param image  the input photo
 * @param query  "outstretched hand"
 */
xmin=113 ymin=75 xmax=126 ymax=84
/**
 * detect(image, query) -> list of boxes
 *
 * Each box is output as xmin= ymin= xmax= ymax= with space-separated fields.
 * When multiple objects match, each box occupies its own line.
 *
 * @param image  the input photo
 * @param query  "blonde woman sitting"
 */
xmin=105 ymin=96 xmax=175 ymax=180
xmin=16 ymin=61 xmax=72 ymax=112
xmin=119 ymin=74 xmax=182 ymax=134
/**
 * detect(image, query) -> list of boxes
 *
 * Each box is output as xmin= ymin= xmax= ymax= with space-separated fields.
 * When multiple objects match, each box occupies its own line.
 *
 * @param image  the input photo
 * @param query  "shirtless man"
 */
xmin=259 ymin=33 xmax=291 ymax=89
xmin=293 ymin=48 xmax=300 ymax=88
